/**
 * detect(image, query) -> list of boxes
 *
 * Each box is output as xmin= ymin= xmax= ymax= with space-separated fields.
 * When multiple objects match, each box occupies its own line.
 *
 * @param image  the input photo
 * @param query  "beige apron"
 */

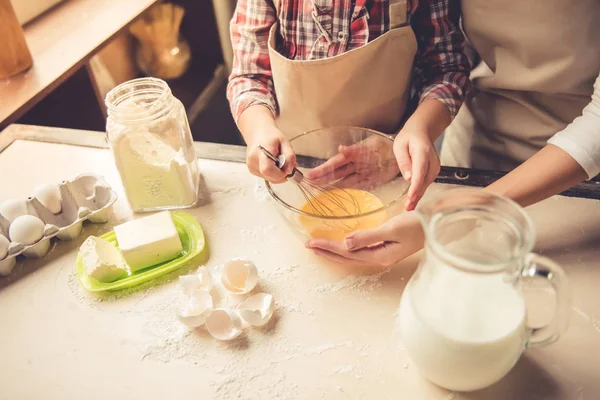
xmin=441 ymin=0 xmax=600 ymax=171
xmin=268 ymin=0 xmax=417 ymax=156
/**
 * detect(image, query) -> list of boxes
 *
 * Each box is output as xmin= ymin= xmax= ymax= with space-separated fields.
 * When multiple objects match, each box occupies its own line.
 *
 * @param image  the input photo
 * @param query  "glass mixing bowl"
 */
xmin=266 ymin=127 xmax=410 ymax=243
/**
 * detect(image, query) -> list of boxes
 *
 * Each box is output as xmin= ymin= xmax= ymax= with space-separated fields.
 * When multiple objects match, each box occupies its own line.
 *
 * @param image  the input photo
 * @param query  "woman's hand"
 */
xmin=305 ymin=211 xmax=424 ymax=267
xmin=238 ymin=105 xmax=297 ymax=183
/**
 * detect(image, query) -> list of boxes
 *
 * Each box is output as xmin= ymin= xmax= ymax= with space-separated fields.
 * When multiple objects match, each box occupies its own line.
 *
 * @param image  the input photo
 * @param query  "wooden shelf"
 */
xmin=0 ymin=0 xmax=158 ymax=130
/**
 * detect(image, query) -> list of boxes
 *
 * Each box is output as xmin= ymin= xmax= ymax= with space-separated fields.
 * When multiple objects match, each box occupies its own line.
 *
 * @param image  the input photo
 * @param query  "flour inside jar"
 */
xmin=112 ymin=129 xmax=197 ymax=210
xmin=105 ymin=78 xmax=199 ymax=211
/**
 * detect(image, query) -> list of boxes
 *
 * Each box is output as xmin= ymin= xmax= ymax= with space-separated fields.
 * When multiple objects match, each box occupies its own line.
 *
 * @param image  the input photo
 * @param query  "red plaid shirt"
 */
xmin=227 ymin=0 xmax=471 ymax=124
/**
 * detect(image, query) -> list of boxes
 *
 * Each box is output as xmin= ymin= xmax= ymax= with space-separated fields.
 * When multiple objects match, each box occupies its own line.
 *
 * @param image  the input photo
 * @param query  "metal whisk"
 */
xmin=258 ymin=146 xmax=362 ymax=224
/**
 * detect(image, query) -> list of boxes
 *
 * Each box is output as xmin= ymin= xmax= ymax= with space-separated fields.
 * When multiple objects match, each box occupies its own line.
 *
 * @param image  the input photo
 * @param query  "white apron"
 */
xmin=441 ymin=0 xmax=600 ymax=171
xmin=268 ymin=0 xmax=417 ymax=156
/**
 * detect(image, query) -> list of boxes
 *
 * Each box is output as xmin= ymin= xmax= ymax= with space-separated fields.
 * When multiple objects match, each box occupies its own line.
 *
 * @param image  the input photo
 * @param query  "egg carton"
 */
xmin=0 ymin=174 xmax=117 ymax=276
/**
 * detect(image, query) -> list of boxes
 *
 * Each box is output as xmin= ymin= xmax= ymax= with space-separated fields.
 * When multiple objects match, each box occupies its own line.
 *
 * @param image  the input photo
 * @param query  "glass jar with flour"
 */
xmin=105 ymin=78 xmax=199 ymax=212
xmin=398 ymin=189 xmax=570 ymax=391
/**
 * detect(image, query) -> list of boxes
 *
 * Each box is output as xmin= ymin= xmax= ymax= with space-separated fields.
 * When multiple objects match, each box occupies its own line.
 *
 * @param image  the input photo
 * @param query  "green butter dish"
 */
xmin=76 ymin=212 xmax=208 ymax=292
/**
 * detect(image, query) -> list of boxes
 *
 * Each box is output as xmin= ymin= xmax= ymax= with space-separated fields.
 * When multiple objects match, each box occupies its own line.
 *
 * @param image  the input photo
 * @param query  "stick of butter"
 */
xmin=114 ymin=211 xmax=183 ymax=272
xmin=80 ymin=236 xmax=127 ymax=283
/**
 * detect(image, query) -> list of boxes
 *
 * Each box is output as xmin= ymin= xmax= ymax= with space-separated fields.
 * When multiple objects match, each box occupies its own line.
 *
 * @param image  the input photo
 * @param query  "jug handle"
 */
xmin=522 ymin=254 xmax=571 ymax=348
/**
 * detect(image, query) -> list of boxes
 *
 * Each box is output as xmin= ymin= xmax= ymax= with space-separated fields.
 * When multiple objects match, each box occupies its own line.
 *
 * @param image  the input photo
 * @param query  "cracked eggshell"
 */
xmin=0 ymin=234 xmax=9 ymax=260
xmin=205 ymin=308 xmax=243 ymax=341
xmin=237 ymin=293 xmax=275 ymax=327
xmin=177 ymin=290 xmax=214 ymax=328
xmin=0 ymin=199 xmax=28 ymax=222
xmin=179 ymin=267 xmax=212 ymax=295
xmin=226 ymin=293 xmax=249 ymax=308
xmin=9 ymin=215 xmax=45 ymax=245
xmin=32 ymin=184 xmax=62 ymax=214
xmin=221 ymin=259 xmax=259 ymax=295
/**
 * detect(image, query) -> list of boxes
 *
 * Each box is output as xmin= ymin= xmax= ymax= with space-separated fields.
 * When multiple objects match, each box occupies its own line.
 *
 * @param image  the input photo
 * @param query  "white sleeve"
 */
xmin=547 ymin=72 xmax=600 ymax=179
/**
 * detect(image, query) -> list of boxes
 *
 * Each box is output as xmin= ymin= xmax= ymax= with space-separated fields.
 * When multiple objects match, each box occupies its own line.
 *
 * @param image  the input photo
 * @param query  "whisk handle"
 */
xmin=258 ymin=145 xmax=286 ymax=168
xmin=257 ymin=145 xmax=304 ymax=183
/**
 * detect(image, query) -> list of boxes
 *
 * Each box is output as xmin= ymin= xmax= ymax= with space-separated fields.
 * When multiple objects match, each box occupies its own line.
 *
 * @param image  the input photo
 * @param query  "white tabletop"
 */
xmin=0 ymin=131 xmax=599 ymax=400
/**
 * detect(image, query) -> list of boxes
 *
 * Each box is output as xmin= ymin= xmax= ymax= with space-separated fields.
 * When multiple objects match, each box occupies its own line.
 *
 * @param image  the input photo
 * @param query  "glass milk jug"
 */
xmin=105 ymin=78 xmax=199 ymax=212
xmin=398 ymin=189 xmax=570 ymax=392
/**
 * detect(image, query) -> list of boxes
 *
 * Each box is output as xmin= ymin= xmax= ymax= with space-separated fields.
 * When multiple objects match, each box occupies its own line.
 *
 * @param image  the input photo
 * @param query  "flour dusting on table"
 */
xmin=64 ymin=177 xmax=406 ymax=399
xmin=313 ymin=269 xmax=391 ymax=294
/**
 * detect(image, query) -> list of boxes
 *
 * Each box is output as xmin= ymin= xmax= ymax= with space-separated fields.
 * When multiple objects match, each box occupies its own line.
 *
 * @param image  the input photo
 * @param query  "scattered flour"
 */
xmin=443 ymin=392 xmax=459 ymax=400
xmin=209 ymin=186 xmax=247 ymax=196
xmin=593 ymin=319 xmax=600 ymax=334
xmin=573 ymin=306 xmax=591 ymax=321
xmin=67 ymin=271 xmax=159 ymax=311
xmin=332 ymin=364 xmax=356 ymax=374
xmin=572 ymin=307 xmax=600 ymax=333
xmin=253 ymin=177 xmax=270 ymax=203
xmin=311 ymin=341 xmax=355 ymax=355
xmin=210 ymin=365 xmax=297 ymax=400
xmin=330 ymin=363 xmax=368 ymax=380
xmin=239 ymin=224 xmax=279 ymax=243
xmin=68 ymin=263 xmax=365 ymax=400
xmin=278 ymin=301 xmax=303 ymax=313
xmin=66 ymin=218 xmax=401 ymax=400
xmin=313 ymin=269 xmax=391 ymax=295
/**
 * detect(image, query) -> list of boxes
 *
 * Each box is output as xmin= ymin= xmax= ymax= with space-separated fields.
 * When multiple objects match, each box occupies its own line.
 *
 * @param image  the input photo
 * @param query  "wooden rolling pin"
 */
xmin=0 ymin=0 xmax=33 ymax=79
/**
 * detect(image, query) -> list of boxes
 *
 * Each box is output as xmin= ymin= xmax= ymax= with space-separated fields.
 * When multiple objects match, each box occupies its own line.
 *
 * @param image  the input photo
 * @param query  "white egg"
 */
xmin=33 ymin=184 xmax=62 ymax=214
xmin=0 ymin=234 xmax=9 ymax=260
xmin=0 ymin=199 xmax=28 ymax=222
xmin=9 ymin=215 xmax=45 ymax=245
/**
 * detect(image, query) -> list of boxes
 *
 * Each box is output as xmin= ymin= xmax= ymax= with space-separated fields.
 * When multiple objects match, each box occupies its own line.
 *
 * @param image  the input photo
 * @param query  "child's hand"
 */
xmin=238 ymin=105 xmax=297 ymax=183
xmin=394 ymin=128 xmax=440 ymax=211
xmin=245 ymin=127 xmax=297 ymax=183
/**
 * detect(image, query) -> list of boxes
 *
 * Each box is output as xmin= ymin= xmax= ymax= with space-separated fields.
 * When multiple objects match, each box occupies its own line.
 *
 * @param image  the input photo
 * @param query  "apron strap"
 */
xmin=389 ymin=0 xmax=408 ymax=28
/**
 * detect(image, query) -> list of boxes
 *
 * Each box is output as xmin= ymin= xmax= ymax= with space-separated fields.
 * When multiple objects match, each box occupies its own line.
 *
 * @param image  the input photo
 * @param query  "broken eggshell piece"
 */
xmin=205 ymin=308 xmax=243 ymax=341
xmin=221 ymin=259 xmax=259 ymax=295
xmin=178 ymin=266 xmax=212 ymax=295
xmin=177 ymin=290 xmax=214 ymax=328
xmin=237 ymin=293 xmax=275 ymax=327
